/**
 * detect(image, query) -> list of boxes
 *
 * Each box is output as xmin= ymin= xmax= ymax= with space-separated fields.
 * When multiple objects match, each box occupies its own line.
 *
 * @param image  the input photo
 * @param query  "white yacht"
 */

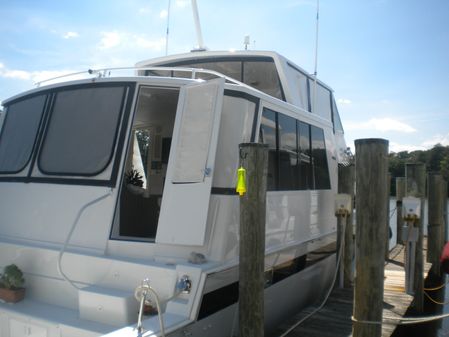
xmin=0 ymin=50 xmax=348 ymax=336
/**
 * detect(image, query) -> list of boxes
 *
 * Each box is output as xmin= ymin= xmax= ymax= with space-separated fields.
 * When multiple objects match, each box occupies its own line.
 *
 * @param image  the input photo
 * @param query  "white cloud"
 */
xmin=1 ymin=69 xmax=31 ymax=80
xmin=337 ymin=98 xmax=352 ymax=105
xmin=159 ymin=10 xmax=168 ymax=19
xmin=420 ymin=133 xmax=449 ymax=148
xmin=63 ymin=31 xmax=79 ymax=39
xmin=0 ymin=63 xmax=83 ymax=85
xmin=96 ymin=31 xmax=166 ymax=53
xmin=98 ymin=31 xmax=122 ymax=49
xmin=345 ymin=118 xmax=416 ymax=133
xmin=134 ymin=36 xmax=166 ymax=51
xmin=389 ymin=142 xmax=426 ymax=153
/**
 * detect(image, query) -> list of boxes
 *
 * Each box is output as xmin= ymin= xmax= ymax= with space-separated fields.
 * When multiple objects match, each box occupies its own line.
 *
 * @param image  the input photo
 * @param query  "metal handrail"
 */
xmin=34 ymin=66 xmax=242 ymax=87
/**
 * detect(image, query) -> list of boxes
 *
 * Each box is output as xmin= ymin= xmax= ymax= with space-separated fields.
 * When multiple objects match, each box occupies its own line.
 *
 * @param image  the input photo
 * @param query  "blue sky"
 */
xmin=0 ymin=0 xmax=448 ymax=152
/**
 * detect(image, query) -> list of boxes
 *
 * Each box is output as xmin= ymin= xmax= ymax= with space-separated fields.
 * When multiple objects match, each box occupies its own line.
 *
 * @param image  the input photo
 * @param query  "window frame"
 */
xmin=0 ymin=82 xmax=136 ymax=187
xmin=0 ymin=93 xmax=49 ymax=175
xmin=148 ymin=56 xmax=286 ymax=102
xmin=37 ymin=83 xmax=130 ymax=177
xmin=259 ymin=106 xmax=331 ymax=191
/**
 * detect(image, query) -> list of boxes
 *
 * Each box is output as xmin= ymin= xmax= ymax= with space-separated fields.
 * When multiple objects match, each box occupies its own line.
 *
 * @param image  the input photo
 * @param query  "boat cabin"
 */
xmin=0 ymin=51 xmax=347 ymax=336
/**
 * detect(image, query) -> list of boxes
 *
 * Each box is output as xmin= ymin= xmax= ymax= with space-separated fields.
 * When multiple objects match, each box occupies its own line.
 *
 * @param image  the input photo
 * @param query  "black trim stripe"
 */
xmin=211 ymin=187 xmax=238 ymax=195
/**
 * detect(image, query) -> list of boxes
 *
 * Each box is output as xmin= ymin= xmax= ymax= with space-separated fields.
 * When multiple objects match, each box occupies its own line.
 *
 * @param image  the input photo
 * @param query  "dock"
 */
xmin=273 ymin=241 xmax=433 ymax=337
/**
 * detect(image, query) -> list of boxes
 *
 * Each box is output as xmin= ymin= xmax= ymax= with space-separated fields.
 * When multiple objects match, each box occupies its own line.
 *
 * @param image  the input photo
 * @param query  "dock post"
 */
xmin=238 ymin=143 xmax=268 ymax=337
xmin=443 ymin=181 xmax=448 ymax=242
xmin=405 ymin=163 xmax=426 ymax=312
xmin=338 ymin=164 xmax=355 ymax=288
xmin=385 ymin=173 xmax=392 ymax=259
xmin=427 ymin=173 xmax=445 ymax=275
xmin=353 ymin=138 xmax=389 ymax=337
xmin=396 ymin=177 xmax=405 ymax=244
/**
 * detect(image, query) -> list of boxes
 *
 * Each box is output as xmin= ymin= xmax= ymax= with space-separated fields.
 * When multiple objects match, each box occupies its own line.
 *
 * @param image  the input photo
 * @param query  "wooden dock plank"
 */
xmin=273 ymin=243 xmax=432 ymax=337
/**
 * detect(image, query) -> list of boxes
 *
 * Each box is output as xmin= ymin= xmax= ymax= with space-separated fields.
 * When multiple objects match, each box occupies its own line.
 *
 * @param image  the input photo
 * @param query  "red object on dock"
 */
xmin=440 ymin=242 xmax=449 ymax=274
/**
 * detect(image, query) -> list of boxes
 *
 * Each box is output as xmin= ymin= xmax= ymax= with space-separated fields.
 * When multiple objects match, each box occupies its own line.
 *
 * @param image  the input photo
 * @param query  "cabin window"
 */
xmin=259 ymin=109 xmax=278 ymax=191
xmin=0 ymin=95 xmax=46 ymax=173
xmin=148 ymin=57 xmax=284 ymax=101
xmin=310 ymin=82 xmax=332 ymax=121
xmin=259 ymin=107 xmax=330 ymax=191
xmin=113 ymin=86 xmax=179 ymax=240
xmin=311 ymin=125 xmax=330 ymax=189
xmin=243 ymin=61 xmax=283 ymax=100
xmin=298 ymin=121 xmax=312 ymax=190
xmin=278 ymin=113 xmax=298 ymax=190
xmin=38 ymin=86 xmax=126 ymax=175
xmin=332 ymin=97 xmax=344 ymax=133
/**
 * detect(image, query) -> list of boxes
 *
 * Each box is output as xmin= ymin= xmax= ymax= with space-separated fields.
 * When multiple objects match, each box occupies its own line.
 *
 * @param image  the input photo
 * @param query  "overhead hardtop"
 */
xmin=136 ymin=50 xmax=337 ymax=119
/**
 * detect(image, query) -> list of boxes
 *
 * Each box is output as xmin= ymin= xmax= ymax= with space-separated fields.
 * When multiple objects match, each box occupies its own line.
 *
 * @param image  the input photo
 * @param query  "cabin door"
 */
xmin=156 ymin=78 xmax=225 ymax=245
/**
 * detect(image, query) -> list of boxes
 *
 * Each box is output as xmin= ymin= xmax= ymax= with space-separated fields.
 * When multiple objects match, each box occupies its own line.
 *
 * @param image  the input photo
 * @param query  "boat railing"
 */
xmin=34 ymin=66 xmax=243 ymax=87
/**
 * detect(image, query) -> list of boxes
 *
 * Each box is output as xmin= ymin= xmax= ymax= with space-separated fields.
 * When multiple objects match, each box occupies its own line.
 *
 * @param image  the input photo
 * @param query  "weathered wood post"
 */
xmin=385 ymin=173 xmax=392 ymax=259
xmin=405 ymin=163 xmax=426 ymax=312
xmin=427 ymin=173 xmax=445 ymax=275
xmin=239 ymin=143 xmax=268 ymax=337
xmin=396 ymin=177 xmax=405 ymax=244
xmin=353 ymin=139 xmax=389 ymax=337
xmin=444 ymin=181 xmax=448 ymax=243
xmin=338 ymin=164 xmax=355 ymax=288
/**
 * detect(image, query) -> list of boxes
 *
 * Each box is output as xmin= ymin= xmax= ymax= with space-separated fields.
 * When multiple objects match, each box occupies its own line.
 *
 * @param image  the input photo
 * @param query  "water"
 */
xmin=388 ymin=198 xmax=449 ymax=337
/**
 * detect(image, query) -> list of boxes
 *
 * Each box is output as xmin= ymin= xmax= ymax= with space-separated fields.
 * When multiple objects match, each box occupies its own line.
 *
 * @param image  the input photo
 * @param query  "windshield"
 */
xmin=0 ymin=94 xmax=46 ymax=173
xmin=147 ymin=57 xmax=284 ymax=101
xmin=0 ymin=82 xmax=134 ymax=185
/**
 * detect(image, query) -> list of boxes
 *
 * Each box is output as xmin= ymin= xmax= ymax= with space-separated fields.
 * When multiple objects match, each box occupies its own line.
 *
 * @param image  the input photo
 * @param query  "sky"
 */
xmin=0 ymin=0 xmax=448 ymax=153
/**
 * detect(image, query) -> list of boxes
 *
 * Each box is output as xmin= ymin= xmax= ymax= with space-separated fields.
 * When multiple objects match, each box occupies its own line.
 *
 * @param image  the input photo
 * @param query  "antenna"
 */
xmin=191 ymin=0 xmax=206 ymax=51
xmin=165 ymin=0 xmax=171 ymax=56
xmin=312 ymin=0 xmax=320 ymax=113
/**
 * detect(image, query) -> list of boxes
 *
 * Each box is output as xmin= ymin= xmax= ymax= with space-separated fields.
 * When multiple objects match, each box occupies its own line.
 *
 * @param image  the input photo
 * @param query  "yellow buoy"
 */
xmin=236 ymin=166 xmax=247 ymax=196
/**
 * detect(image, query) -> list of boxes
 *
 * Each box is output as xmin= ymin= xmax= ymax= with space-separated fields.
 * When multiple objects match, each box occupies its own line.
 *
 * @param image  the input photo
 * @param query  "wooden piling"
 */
xmin=427 ymin=173 xmax=445 ymax=275
xmin=353 ymin=139 xmax=389 ymax=337
xmin=405 ymin=163 xmax=426 ymax=312
xmin=444 ymin=181 xmax=448 ymax=243
xmin=239 ymin=143 xmax=268 ymax=337
xmin=338 ymin=164 xmax=355 ymax=288
xmin=385 ymin=173 xmax=391 ymax=259
xmin=396 ymin=177 xmax=405 ymax=244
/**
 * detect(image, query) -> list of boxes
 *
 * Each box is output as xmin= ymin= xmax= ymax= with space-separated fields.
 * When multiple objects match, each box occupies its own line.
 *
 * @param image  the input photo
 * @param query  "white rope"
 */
xmin=280 ymin=214 xmax=346 ymax=337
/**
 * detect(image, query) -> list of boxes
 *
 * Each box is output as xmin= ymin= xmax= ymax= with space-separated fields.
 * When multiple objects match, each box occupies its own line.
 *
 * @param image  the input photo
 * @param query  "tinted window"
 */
xmin=259 ymin=109 xmax=277 ymax=191
xmin=151 ymin=58 xmax=284 ymax=101
xmin=298 ymin=121 xmax=311 ymax=190
xmin=0 ymin=95 xmax=46 ymax=173
xmin=309 ymin=81 xmax=332 ymax=121
xmin=39 ymin=86 xmax=126 ymax=175
xmin=243 ymin=61 xmax=283 ymax=100
xmin=278 ymin=114 xmax=298 ymax=190
xmin=259 ymin=108 xmax=330 ymax=191
xmin=332 ymin=97 xmax=344 ymax=132
xmin=311 ymin=125 xmax=330 ymax=189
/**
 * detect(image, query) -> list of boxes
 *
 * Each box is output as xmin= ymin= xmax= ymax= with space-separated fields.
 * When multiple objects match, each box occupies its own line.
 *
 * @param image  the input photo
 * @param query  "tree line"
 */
xmin=389 ymin=144 xmax=449 ymax=196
